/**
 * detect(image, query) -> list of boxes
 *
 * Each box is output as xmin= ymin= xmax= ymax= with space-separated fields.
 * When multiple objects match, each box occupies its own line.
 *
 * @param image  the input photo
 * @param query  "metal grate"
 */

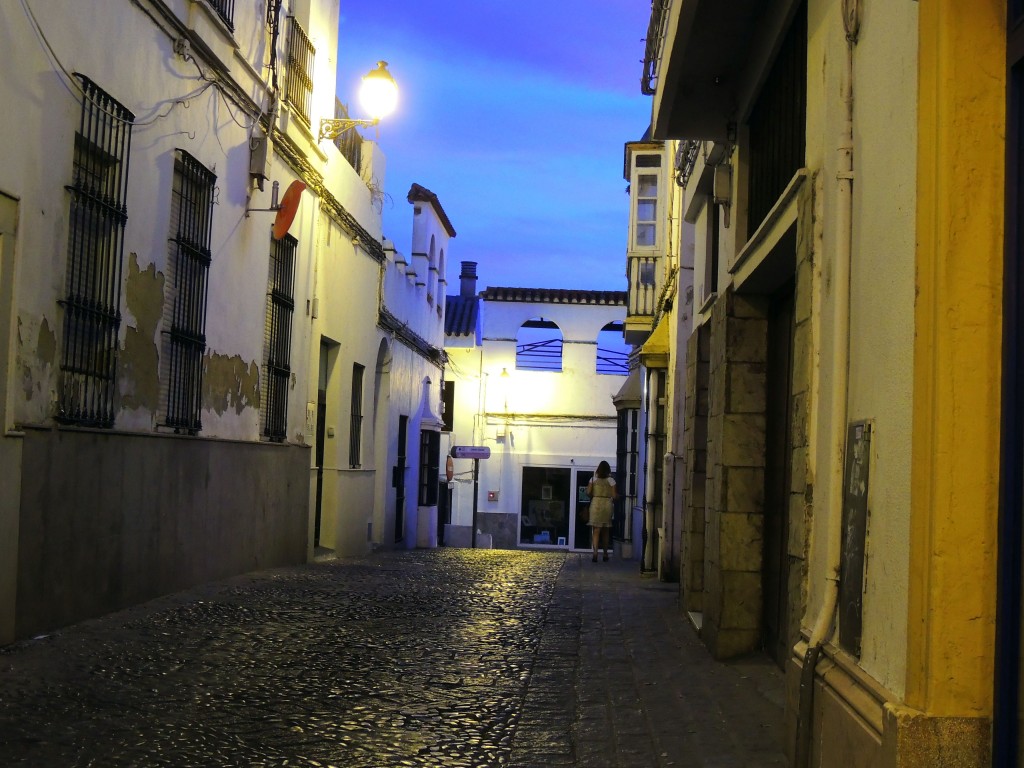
xmin=641 ymin=0 xmax=673 ymax=95
xmin=285 ymin=17 xmax=315 ymax=126
xmin=516 ymin=339 xmax=563 ymax=371
xmin=58 ymin=74 xmax=134 ymax=427
xmin=597 ymin=347 xmax=629 ymax=376
xmin=206 ymin=0 xmax=234 ymax=30
xmin=349 ymin=363 xmax=364 ymax=467
xmin=747 ymin=4 xmax=806 ymax=234
xmin=263 ymin=235 xmax=296 ymax=441
xmin=333 ymin=99 xmax=364 ymax=171
xmin=163 ymin=150 xmax=215 ymax=434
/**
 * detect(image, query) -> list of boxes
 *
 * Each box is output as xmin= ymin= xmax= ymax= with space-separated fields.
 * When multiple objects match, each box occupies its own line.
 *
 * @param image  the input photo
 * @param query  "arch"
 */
xmin=516 ymin=318 xmax=563 ymax=372
xmin=596 ymin=321 xmax=629 ymax=375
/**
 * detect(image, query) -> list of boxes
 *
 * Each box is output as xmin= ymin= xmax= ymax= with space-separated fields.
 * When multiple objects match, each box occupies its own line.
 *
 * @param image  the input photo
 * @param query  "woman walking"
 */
xmin=586 ymin=461 xmax=618 ymax=562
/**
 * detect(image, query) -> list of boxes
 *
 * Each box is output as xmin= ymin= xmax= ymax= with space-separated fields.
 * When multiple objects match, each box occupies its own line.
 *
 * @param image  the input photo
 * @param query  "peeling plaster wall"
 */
xmin=119 ymin=254 xmax=164 ymax=428
xmin=16 ymin=315 xmax=57 ymax=425
xmin=202 ymin=352 xmax=261 ymax=417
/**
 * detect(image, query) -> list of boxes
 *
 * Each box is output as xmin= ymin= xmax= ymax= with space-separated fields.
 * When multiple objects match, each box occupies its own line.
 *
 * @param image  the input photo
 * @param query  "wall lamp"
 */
xmin=318 ymin=61 xmax=398 ymax=142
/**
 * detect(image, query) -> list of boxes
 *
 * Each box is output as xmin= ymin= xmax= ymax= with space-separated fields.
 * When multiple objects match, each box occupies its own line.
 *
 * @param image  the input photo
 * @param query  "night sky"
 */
xmin=336 ymin=2 xmax=653 ymax=292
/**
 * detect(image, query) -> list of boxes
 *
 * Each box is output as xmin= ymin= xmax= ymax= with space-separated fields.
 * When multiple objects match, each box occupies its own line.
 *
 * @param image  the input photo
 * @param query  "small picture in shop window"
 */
xmin=541 ymin=485 xmax=552 ymax=500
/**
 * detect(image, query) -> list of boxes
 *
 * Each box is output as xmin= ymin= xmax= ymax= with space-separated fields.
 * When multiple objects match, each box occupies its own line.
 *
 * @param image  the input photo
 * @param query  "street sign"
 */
xmin=451 ymin=445 xmax=490 ymax=460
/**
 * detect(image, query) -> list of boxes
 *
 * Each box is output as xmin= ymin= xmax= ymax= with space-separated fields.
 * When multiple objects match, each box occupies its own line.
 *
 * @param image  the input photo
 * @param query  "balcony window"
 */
xmin=635 ymin=173 xmax=658 ymax=247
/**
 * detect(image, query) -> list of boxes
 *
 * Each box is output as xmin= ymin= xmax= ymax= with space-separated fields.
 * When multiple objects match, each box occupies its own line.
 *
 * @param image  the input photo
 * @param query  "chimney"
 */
xmin=459 ymin=261 xmax=478 ymax=297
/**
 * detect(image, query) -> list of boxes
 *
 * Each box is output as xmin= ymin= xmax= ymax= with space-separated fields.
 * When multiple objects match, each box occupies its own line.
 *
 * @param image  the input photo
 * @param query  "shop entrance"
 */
xmin=519 ymin=466 xmax=593 ymax=549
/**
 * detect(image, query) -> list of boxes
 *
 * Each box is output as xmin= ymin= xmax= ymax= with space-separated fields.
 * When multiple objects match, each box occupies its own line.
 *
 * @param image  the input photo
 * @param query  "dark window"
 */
xmin=206 ymin=0 xmax=234 ymax=30
xmin=285 ymin=17 xmax=315 ymax=126
xmin=163 ymin=150 xmax=215 ymax=434
xmin=418 ymin=429 xmax=440 ymax=506
xmin=441 ymin=380 xmax=455 ymax=432
xmin=636 ymin=154 xmax=662 ymax=167
xmin=703 ymin=203 xmax=721 ymax=303
xmin=58 ymin=74 xmax=134 ymax=427
xmin=263 ymin=235 xmax=296 ymax=441
xmin=350 ymin=363 xmax=364 ymax=466
xmin=746 ymin=2 xmax=807 ymax=234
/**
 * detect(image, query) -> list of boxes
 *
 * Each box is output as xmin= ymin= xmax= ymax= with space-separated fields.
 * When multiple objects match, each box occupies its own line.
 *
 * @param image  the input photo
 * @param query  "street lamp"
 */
xmin=318 ymin=61 xmax=398 ymax=142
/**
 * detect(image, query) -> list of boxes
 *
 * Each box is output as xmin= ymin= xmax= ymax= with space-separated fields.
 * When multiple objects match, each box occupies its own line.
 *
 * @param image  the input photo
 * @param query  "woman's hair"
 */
xmin=596 ymin=460 xmax=611 ymax=478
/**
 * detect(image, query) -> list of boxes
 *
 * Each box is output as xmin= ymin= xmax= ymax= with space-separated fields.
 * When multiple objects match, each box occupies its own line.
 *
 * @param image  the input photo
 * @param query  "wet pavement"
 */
xmin=0 ymin=549 xmax=787 ymax=767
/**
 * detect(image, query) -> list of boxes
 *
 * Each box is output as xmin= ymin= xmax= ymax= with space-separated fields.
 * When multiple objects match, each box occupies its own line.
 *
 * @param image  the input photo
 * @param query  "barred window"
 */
xmin=162 ymin=150 xmax=215 ymax=434
xmin=263 ymin=235 xmax=296 ymax=441
xmin=206 ymin=0 xmax=234 ymax=30
xmin=349 ymin=363 xmax=364 ymax=467
xmin=58 ymin=74 xmax=134 ymax=427
xmin=285 ymin=17 xmax=315 ymax=125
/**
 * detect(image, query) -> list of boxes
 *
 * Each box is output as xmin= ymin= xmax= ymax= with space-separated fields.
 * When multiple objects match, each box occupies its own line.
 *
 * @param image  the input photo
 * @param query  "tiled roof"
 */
xmin=445 ymin=294 xmax=479 ymax=337
xmin=480 ymin=287 xmax=627 ymax=305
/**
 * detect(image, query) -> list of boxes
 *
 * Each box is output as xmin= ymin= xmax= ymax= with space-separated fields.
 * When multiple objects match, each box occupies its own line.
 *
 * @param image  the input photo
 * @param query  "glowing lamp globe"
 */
xmin=359 ymin=61 xmax=398 ymax=120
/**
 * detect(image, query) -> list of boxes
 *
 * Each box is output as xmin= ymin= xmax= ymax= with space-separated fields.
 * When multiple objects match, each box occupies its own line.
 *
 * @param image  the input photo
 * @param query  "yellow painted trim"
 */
xmin=640 ymin=315 xmax=670 ymax=368
xmin=909 ymin=0 xmax=1004 ymax=716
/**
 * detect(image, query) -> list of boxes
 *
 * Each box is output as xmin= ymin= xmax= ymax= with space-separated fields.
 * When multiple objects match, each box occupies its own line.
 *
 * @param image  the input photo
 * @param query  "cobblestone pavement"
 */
xmin=0 ymin=549 xmax=787 ymax=767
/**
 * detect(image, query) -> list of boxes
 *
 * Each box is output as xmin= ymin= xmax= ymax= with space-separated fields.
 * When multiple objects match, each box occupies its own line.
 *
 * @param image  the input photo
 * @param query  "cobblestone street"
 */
xmin=0 ymin=550 xmax=786 ymax=767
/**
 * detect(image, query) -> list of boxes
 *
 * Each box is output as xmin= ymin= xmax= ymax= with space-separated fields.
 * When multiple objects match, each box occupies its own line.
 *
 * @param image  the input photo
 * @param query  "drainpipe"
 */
xmin=795 ymin=3 xmax=858 ymax=766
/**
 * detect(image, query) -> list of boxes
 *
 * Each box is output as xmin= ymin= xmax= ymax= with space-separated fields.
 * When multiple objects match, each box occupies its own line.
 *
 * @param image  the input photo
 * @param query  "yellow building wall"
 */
xmin=907 ymin=0 xmax=1003 ymax=742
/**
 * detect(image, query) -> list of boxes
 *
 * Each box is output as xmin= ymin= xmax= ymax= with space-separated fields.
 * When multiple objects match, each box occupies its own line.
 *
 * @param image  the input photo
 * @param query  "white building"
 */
xmin=0 ymin=0 xmax=443 ymax=644
xmin=445 ymin=268 xmax=628 ymax=551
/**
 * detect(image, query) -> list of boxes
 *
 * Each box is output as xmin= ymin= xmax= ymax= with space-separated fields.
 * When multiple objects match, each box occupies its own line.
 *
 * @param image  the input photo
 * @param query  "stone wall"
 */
xmin=703 ymin=289 xmax=768 ymax=659
xmin=680 ymin=325 xmax=710 ymax=612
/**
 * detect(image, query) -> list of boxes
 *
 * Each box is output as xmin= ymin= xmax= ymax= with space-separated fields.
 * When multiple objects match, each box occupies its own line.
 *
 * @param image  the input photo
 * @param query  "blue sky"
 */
xmin=336 ymin=2 xmax=653 ymax=292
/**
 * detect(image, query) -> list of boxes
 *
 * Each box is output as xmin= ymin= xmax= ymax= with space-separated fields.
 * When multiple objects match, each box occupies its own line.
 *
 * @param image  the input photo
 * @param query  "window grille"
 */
xmin=350 ymin=363 xmax=364 ymax=467
xmin=206 ymin=0 xmax=234 ymax=30
xmin=263 ymin=234 xmax=296 ymax=441
xmin=58 ymin=74 xmax=134 ymax=427
xmin=747 ymin=5 xmax=806 ymax=234
xmin=163 ymin=150 xmax=215 ymax=433
xmin=285 ymin=17 xmax=315 ymax=126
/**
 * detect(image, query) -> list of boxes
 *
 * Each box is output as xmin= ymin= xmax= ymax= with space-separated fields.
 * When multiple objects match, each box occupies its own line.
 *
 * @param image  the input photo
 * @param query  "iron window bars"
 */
xmin=206 ymin=0 xmax=234 ymax=30
xmin=58 ymin=74 xmax=134 ymax=427
xmin=263 ymin=234 xmax=296 ymax=441
xmin=285 ymin=17 xmax=315 ymax=126
xmin=163 ymin=150 xmax=215 ymax=434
